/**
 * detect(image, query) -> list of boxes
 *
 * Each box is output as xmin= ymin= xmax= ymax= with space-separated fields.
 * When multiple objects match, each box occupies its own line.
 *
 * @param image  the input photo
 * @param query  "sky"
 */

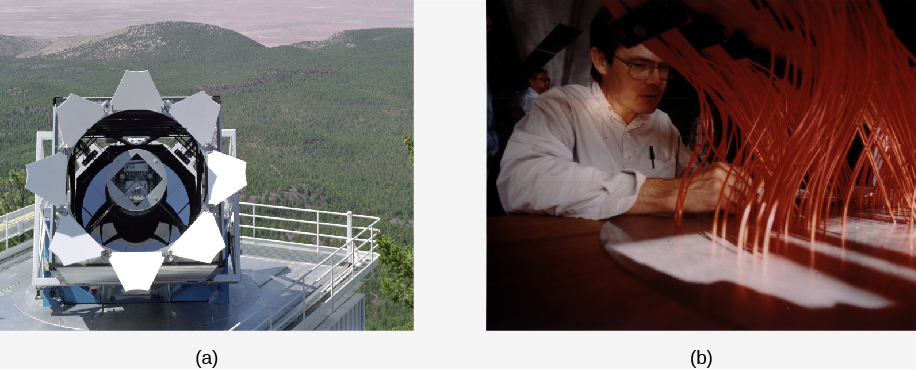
xmin=0 ymin=0 xmax=413 ymax=46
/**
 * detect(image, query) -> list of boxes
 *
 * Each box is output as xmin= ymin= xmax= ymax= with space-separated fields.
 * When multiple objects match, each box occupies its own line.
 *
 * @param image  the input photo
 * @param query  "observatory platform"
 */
xmin=0 ymin=231 xmax=377 ymax=331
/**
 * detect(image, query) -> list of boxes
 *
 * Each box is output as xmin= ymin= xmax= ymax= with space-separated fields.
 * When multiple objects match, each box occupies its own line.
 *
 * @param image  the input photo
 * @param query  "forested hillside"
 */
xmin=0 ymin=22 xmax=413 ymax=330
xmin=0 ymin=34 xmax=51 ymax=57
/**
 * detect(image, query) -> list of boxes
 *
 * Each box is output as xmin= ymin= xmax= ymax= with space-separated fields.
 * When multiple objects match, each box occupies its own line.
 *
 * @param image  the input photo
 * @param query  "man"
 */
xmin=518 ymin=68 xmax=551 ymax=114
xmin=496 ymin=7 xmax=754 ymax=219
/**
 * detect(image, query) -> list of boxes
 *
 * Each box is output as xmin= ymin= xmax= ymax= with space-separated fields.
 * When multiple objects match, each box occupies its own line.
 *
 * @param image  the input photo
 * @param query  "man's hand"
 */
xmin=624 ymin=161 xmax=762 ymax=215
xmin=680 ymin=162 xmax=761 ymax=213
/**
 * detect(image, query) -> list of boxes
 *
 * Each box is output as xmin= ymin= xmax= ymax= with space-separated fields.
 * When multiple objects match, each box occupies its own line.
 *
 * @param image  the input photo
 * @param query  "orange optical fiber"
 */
xmin=642 ymin=0 xmax=916 ymax=248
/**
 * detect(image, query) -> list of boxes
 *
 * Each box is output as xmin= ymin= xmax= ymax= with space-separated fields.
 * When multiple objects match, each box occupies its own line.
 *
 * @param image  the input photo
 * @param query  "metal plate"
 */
xmin=109 ymin=251 xmax=164 ymax=291
xmin=169 ymin=90 xmax=220 ymax=147
xmin=48 ymin=215 xmax=105 ymax=266
xmin=169 ymin=211 xmax=225 ymax=263
xmin=111 ymin=71 xmax=162 ymax=112
xmin=25 ymin=153 xmax=69 ymax=207
xmin=206 ymin=151 xmax=247 ymax=205
xmin=56 ymin=94 xmax=106 ymax=149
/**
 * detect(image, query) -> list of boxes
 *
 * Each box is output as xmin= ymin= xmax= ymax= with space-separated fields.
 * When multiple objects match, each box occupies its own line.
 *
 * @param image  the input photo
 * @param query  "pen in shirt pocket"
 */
xmin=649 ymin=146 xmax=655 ymax=169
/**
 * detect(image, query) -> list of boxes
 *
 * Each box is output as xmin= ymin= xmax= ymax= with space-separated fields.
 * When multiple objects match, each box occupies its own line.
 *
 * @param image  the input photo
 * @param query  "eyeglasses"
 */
xmin=613 ymin=55 xmax=674 ymax=81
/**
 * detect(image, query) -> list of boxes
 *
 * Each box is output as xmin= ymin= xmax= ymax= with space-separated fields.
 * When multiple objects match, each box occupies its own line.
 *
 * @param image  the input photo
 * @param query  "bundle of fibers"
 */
xmin=641 ymin=0 xmax=916 ymax=249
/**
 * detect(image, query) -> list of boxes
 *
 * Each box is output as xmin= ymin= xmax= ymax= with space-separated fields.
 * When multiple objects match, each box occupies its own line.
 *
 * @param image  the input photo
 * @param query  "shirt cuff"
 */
xmin=599 ymin=169 xmax=646 ymax=218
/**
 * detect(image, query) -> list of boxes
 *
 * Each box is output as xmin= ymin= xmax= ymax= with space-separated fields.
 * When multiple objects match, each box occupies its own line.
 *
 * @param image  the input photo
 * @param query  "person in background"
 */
xmin=517 ymin=68 xmax=551 ymax=114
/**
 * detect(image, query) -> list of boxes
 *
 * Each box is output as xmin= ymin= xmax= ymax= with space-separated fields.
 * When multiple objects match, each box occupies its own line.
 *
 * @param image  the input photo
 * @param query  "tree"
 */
xmin=0 ymin=170 xmax=29 ymax=213
xmin=8 ymin=170 xmax=27 ymax=209
xmin=373 ymin=134 xmax=415 ymax=317
xmin=0 ymin=172 xmax=13 ymax=214
xmin=0 ymin=186 xmax=8 ymax=215
xmin=402 ymin=134 xmax=413 ymax=168
xmin=0 ymin=170 xmax=32 ymax=250
xmin=375 ymin=233 xmax=413 ymax=309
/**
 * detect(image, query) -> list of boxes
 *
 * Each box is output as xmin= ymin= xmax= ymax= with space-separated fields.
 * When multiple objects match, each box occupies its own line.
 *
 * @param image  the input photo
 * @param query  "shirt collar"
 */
xmin=589 ymin=82 xmax=652 ymax=130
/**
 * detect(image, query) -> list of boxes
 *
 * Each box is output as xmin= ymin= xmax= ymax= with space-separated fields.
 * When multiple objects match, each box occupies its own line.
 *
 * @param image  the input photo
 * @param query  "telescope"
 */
xmin=25 ymin=71 xmax=247 ymax=304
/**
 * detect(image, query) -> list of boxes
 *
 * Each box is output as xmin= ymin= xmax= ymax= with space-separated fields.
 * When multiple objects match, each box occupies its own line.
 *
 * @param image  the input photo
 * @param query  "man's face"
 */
xmin=529 ymin=72 xmax=550 ymax=94
xmin=597 ymin=44 xmax=667 ymax=122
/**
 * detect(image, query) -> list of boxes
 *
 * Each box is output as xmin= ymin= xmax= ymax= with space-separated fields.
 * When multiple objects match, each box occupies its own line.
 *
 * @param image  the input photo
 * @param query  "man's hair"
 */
xmin=527 ymin=67 xmax=547 ymax=80
xmin=589 ymin=6 xmax=622 ymax=84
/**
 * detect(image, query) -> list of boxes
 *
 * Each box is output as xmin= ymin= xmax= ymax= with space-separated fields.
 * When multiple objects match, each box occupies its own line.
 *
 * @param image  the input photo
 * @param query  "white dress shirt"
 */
xmin=497 ymin=82 xmax=694 ymax=219
xmin=517 ymin=86 xmax=540 ymax=114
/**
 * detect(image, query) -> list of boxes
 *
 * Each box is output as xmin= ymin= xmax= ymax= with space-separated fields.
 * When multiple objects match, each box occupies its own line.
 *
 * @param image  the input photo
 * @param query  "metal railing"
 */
xmin=1 ymin=205 xmax=35 ymax=249
xmin=229 ymin=202 xmax=379 ymax=330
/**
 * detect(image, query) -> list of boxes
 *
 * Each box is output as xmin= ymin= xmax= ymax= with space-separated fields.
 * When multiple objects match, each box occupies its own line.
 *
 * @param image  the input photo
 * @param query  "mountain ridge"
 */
xmin=0 ymin=34 xmax=52 ymax=57
xmin=6 ymin=22 xmax=265 ymax=62
xmin=0 ymin=21 xmax=378 ymax=59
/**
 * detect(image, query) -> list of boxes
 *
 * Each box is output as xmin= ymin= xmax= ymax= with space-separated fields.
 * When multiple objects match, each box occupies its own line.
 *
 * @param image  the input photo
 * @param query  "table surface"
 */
xmin=487 ymin=213 xmax=916 ymax=330
xmin=487 ymin=214 xmax=736 ymax=330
